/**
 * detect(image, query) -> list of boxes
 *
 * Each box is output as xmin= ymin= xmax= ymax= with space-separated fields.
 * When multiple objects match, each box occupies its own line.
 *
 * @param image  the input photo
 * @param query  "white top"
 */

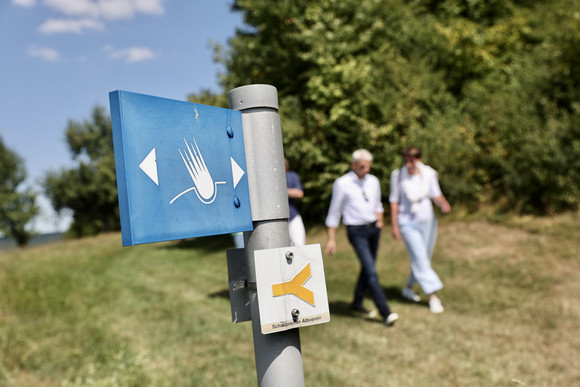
xmin=325 ymin=171 xmax=384 ymax=228
xmin=389 ymin=163 xmax=442 ymax=223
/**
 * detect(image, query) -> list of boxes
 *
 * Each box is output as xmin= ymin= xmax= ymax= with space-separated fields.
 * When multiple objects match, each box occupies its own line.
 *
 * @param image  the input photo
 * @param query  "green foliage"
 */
xmin=0 ymin=136 xmax=38 ymax=246
xmin=458 ymin=3 xmax=580 ymax=213
xmin=187 ymin=88 xmax=230 ymax=109
xmin=205 ymin=0 xmax=580 ymax=219
xmin=42 ymin=107 xmax=119 ymax=237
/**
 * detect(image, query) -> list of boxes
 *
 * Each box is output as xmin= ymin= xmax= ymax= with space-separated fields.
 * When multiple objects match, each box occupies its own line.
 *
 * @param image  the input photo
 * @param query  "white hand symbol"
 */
xmin=180 ymin=137 xmax=214 ymax=200
xmin=170 ymin=136 xmax=225 ymax=205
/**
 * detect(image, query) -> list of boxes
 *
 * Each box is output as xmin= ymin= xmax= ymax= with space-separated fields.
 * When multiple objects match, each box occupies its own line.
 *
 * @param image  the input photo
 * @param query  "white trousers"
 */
xmin=288 ymin=215 xmax=306 ymax=246
xmin=399 ymin=217 xmax=443 ymax=295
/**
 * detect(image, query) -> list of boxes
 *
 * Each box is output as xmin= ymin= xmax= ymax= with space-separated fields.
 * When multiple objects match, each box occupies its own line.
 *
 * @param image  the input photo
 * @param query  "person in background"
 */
xmin=231 ymin=232 xmax=244 ymax=248
xmin=389 ymin=146 xmax=451 ymax=314
xmin=325 ymin=149 xmax=399 ymax=326
xmin=285 ymin=158 xmax=306 ymax=246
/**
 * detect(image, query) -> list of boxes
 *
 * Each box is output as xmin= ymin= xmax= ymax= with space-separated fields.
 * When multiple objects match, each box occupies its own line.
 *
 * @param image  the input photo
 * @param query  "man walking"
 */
xmin=325 ymin=149 xmax=399 ymax=326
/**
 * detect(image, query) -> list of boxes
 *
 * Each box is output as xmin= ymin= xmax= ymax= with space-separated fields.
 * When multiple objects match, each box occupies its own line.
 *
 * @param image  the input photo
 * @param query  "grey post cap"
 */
xmin=228 ymin=84 xmax=279 ymax=111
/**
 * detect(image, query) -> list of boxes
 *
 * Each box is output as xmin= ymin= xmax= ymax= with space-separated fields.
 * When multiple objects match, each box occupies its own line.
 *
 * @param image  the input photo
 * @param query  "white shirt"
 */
xmin=389 ymin=166 xmax=442 ymax=223
xmin=326 ymin=171 xmax=384 ymax=228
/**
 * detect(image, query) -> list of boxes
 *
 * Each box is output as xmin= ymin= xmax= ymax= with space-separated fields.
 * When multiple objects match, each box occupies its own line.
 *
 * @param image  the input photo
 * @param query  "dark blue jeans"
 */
xmin=347 ymin=224 xmax=391 ymax=318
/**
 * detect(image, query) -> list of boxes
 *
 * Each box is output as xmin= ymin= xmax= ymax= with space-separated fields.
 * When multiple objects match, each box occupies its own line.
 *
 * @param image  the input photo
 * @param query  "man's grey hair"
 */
xmin=352 ymin=149 xmax=373 ymax=162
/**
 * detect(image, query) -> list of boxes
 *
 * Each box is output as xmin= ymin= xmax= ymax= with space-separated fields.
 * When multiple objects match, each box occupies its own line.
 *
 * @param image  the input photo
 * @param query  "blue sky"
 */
xmin=0 ymin=0 xmax=243 ymax=233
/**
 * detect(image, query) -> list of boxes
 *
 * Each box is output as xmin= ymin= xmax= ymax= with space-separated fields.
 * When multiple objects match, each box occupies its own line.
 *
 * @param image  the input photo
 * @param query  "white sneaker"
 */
xmin=352 ymin=305 xmax=378 ymax=318
xmin=429 ymin=297 xmax=444 ymax=314
xmin=401 ymin=287 xmax=421 ymax=302
xmin=384 ymin=312 xmax=399 ymax=326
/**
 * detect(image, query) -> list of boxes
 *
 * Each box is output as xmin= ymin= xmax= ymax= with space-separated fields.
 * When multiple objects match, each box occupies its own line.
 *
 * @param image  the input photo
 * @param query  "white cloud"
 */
xmin=38 ymin=19 xmax=105 ymax=35
xmin=43 ymin=0 xmax=100 ymax=18
xmin=18 ymin=0 xmax=167 ymax=36
xmin=39 ymin=18 xmax=104 ymax=34
xmin=12 ymin=0 xmax=36 ymax=7
xmin=28 ymin=46 xmax=60 ymax=61
xmin=108 ymin=46 xmax=156 ymax=63
xmin=43 ymin=0 xmax=166 ymax=20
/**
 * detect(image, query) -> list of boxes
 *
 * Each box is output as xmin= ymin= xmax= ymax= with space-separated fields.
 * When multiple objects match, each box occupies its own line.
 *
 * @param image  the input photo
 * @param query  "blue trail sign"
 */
xmin=110 ymin=90 xmax=253 ymax=246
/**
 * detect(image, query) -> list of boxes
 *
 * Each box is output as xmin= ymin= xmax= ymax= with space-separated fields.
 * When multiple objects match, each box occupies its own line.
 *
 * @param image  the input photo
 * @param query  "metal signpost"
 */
xmin=110 ymin=85 xmax=329 ymax=387
xmin=229 ymin=84 xmax=308 ymax=387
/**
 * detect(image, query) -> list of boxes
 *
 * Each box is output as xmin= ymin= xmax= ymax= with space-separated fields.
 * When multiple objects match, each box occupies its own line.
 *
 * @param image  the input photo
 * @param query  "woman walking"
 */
xmin=389 ymin=146 xmax=451 ymax=313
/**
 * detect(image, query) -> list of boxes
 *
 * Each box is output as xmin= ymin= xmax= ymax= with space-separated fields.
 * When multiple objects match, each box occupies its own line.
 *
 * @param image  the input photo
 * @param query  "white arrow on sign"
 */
xmin=231 ymin=157 xmax=245 ymax=189
xmin=139 ymin=146 xmax=245 ymax=193
xmin=139 ymin=148 xmax=159 ymax=186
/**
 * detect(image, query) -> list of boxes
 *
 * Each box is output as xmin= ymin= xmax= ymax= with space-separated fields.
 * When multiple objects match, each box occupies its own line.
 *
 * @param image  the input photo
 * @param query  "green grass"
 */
xmin=0 ymin=214 xmax=579 ymax=386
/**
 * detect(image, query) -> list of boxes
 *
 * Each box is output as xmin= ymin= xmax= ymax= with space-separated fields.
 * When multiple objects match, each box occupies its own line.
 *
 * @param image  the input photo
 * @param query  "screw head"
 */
xmin=226 ymin=125 xmax=234 ymax=138
xmin=233 ymin=196 xmax=240 ymax=208
xmin=291 ymin=309 xmax=300 ymax=322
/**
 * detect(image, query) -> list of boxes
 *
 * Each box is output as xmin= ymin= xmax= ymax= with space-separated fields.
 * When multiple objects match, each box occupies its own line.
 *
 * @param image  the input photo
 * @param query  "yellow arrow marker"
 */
xmin=272 ymin=263 xmax=315 ymax=305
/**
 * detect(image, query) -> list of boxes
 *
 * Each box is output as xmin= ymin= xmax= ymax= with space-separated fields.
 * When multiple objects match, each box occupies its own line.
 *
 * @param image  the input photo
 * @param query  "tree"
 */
xmin=0 ymin=136 xmax=38 ymax=246
xmin=43 ymin=106 xmax=119 ymax=237
xmin=193 ymin=0 xmax=580 ymax=219
xmin=209 ymin=0 xmax=479 ymax=218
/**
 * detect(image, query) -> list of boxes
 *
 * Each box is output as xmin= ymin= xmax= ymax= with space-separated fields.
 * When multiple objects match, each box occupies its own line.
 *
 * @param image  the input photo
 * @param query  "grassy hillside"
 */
xmin=0 ymin=214 xmax=579 ymax=386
